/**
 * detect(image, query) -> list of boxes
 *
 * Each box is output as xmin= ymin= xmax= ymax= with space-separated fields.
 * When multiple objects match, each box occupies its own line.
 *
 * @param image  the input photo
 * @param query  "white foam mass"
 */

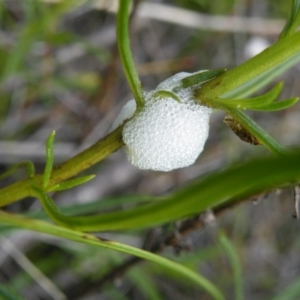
xmin=113 ymin=72 xmax=212 ymax=171
xmin=110 ymin=99 xmax=137 ymax=132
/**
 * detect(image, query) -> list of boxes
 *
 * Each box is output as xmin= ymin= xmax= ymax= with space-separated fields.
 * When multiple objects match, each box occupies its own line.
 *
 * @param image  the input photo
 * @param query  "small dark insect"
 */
xmin=224 ymin=115 xmax=260 ymax=145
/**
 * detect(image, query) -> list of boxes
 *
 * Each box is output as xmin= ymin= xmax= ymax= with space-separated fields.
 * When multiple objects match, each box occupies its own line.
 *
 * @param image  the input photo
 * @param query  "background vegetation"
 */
xmin=0 ymin=0 xmax=300 ymax=299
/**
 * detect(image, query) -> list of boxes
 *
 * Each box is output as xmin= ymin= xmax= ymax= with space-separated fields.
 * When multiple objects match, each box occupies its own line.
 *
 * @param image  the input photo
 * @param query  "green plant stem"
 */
xmin=196 ymin=32 xmax=300 ymax=100
xmin=0 ymin=126 xmax=124 ymax=207
xmin=43 ymin=130 xmax=55 ymax=188
xmin=117 ymin=0 xmax=144 ymax=110
xmin=15 ymin=151 xmax=300 ymax=232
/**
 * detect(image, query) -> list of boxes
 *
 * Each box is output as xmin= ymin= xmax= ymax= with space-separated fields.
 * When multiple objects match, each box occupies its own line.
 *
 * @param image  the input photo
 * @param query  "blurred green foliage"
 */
xmin=0 ymin=0 xmax=300 ymax=300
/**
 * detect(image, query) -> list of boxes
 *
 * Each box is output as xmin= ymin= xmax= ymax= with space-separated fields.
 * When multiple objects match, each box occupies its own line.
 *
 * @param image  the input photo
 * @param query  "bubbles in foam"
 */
xmin=112 ymin=72 xmax=212 ymax=171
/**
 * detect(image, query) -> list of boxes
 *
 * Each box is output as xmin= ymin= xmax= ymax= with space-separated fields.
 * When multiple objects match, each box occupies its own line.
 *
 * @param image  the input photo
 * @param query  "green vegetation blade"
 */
xmin=0 ymin=212 xmax=225 ymax=300
xmin=270 ymin=277 xmax=300 ymax=300
xmin=0 ymin=161 xmax=35 ymax=181
xmin=0 ymin=283 xmax=25 ymax=300
xmin=23 ymin=151 xmax=300 ymax=232
xmin=181 ymin=69 xmax=226 ymax=88
xmin=214 ymin=82 xmax=283 ymax=108
xmin=48 ymin=175 xmax=96 ymax=192
xmin=223 ymin=107 xmax=287 ymax=155
xmin=247 ymin=97 xmax=299 ymax=111
xmin=117 ymin=0 xmax=144 ymax=109
xmin=1 ymin=0 xmax=77 ymax=81
xmin=279 ymin=0 xmax=300 ymax=39
xmin=128 ymin=269 xmax=164 ymax=300
xmin=43 ymin=131 xmax=55 ymax=188
xmin=215 ymin=96 xmax=298 ymax=111
xmin=152 ymin=90 xmax=182 ymax=103
xmin=218 ymin=232 xmax=244 ymax=300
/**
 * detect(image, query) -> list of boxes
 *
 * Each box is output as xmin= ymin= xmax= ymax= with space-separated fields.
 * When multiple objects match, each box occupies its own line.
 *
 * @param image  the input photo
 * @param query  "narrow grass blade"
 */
xmin=218 ymin=232 xmax=244 ymax=300
xmin=214 ymin=82 xmax=283 ymax=108
xmin=22 ymin=151 xmax=300 ymax=232
xmin=181 ymin=69 xmax=226 ymax=88
xmin=0 ymin=161 xmax=35 ymax=181
xmin=152 ymin=90 xmax=182 ymax=103
xmin=224 ymin=108 xmax=287 ymax=155
xmin=247 ymin=97 xmax=299 ymax=111
xmin=43 ymin=131 xmax=55 ymax=188
xmin=117 ymin=0 xmax=144 ymax=109
xmin=0 ymin=212 xmax=225 ymax=300
xmin=0 ymin=283 xmax=25 ymax=300
xmin=279 ymin=0 xmax=300 ymax=39
xmin=270 ymin=277 xmax=300 ymax=300
xmin=48 ymin=175 xmax=96 ymax=192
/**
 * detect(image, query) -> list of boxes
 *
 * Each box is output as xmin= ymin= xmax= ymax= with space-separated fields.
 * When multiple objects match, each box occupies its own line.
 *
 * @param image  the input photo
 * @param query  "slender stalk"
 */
xmin=0 ymin=212 xmax=225 ymax=300
xmin=117 ymin=0 xmax=144 ymax=110
xmin=0 ymin=126 xmax=124 ymax=207
xmin=218 ymin=233 xmax=244 ymax=300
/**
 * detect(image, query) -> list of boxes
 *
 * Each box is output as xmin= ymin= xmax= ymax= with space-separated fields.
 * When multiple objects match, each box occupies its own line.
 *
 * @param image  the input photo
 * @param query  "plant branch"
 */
xmin=196 ymin=32 xmax=300 ymax=100
xmin=0 ymin=126 xmax=124 ymax=207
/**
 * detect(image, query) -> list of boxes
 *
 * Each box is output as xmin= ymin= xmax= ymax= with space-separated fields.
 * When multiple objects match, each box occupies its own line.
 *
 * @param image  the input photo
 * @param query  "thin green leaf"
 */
xmin=31 ymin=187 xmax=62 ymax=226
xmin=214 ymin=82 xmax=283 ymax=108
xmin=47 ymin=195 xmax=154 ymax=217
xmin=0 ymin=212 xmax=225 ymax=300
xmin=216 ymin=96 xmax=298 ymax=112
xmin=279 ymin=0 xmax=300 ymax=40
xmin=223 ymin=107 xmax=287 ymax=155
xmin=181 ymin=69 xmax=226 ymax=88
xmin=247 ymin=97 xmax=299 ymax=111
xmin=43 ymin=131 xmax=55 ymax=188
xmin=1 ymin=0 xmax=78 ymax=81
xmin=0 ymin=283 xmax=25 ymax=300
xmin=152 ymin=90 xmax=182 ymax=103
xmin=218 ymin=232 xmax=244 ymax=300
xmin=117 ymin=0 xmax=144 ymax=110
xmin=0 ymin=195 xmax=154 ymax=235
xmin=128 ymin=269 xmax=164 ymax=300
xmin=27 ymin=151 xmax=300 ymax=232
xmin=270 ymin=277 xmax=300 ymax=300
xmin=0 ymin=161 xmax=35 ymax=181
xmin=48 ymin=175 xmax=96 ymax=192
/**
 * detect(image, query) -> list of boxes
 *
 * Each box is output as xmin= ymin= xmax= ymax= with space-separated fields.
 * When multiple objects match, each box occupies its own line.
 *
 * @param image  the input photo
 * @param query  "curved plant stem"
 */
xmin=11 ymin=151 xmax=300 ymax=232
xmin=196 ymin=32 xmax=300 ymax=100
xmin=0 ymin=212 xmax=225 ymax=300
xmin=0 ymin=126 xmax=124 ymax=207
xmin=117 ymin=0 xmax=144 ymax=110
